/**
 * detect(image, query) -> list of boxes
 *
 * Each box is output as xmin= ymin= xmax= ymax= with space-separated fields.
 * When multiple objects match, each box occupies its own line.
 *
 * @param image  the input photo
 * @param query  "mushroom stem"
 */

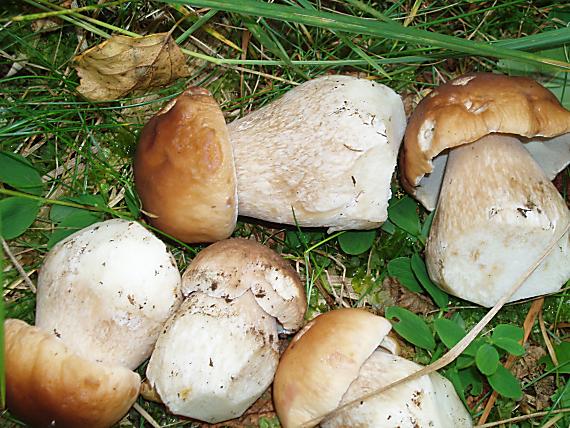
xmin=426 ymin=134 xmax=570 ymax=307
xmin=227 ymin=75 xmax=406 ymax=232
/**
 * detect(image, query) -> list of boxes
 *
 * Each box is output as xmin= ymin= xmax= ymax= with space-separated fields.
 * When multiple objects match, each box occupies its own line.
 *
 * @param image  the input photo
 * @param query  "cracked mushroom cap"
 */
xmin=401 ymin=73 xmax=570 ymax=210
xmin=146 ymin=291 xmax=280 ymax=423
xmin=5 ymin=319 xmax=140 ymax=428
xmin=36 ymin=219 xmax=182 ymax=370
xmin=273 ymin=308 xmax=392 ymax=428
xmin=182 ymin=238 xmax=306 ymax=332
xmin=134 ymin=87 xmax=238 ymax=243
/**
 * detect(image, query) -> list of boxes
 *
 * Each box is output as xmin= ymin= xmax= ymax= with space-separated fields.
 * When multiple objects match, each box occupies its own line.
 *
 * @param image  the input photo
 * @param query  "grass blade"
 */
xmin=164 ymin=0 xmax=570 ymax=70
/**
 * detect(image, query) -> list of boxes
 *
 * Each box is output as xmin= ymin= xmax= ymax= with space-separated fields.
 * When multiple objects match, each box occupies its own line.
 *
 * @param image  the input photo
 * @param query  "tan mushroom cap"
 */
xmin=5 ymin=319 xmax=140 ymax=428
xmin=134 ymin=87 xmax=237 ymax=243
xmin=273 ymin=308 xmax=392 ymax=428
xmin=401 ymin=73 xmax=570 ymax=204
xmin=182 ymin=238 xmax=306 ymax=332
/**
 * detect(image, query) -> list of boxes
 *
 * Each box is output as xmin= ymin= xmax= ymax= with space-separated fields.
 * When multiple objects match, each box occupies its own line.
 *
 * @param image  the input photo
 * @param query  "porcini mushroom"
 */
xmin=181 ymin=238 xmax=307 ymax=332
xmin=273 ymin=308 xmax=472 ymax=428
xmin=5 ymin=319 xmax=140 ymax=428
xmin=146 ymin=291 xmax=279 ymax=423
xmin=146 ymin=238 xmax=306 ymax=423
xmin=401 ymin=73 xmax=570 ymax=306
xmin=135 ymin=87 xmax=238 ymax=243
xmin=36 ymin=218 xmax=182 ymax=369
xmin=134 ymin=75 xmax=406 ymax=242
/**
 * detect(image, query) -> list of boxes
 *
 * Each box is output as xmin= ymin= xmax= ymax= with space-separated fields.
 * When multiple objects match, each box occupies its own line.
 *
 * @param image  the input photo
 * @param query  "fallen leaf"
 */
xmin=74 ymin=33 xmax=190 ymax=101
xmin=514 ymin=345 xmax=555 ymax=411
xmin=380 ymin=277 xmax=437 ymax=316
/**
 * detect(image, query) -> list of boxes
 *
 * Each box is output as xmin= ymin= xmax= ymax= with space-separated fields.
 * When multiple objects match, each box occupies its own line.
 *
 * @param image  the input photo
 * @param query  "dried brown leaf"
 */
xmin=74 ymin=33 xmax=190 ymax=101
xmin=381 ymin=277 xmax=437 ymax=315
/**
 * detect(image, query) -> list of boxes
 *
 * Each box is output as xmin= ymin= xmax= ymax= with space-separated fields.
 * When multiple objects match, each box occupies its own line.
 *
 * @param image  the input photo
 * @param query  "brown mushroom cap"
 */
xmin=182 ymin=238 xmax=307 ymax=332
xmin=134 ymin=87 xmax=237 ymax=243
xmin=401 ymin=73 xmax=570 ymax=206
xmin=5 ymin=319 xmax=140 ymax=428
xmin=273 ymin=308 xmax=392 ymax=428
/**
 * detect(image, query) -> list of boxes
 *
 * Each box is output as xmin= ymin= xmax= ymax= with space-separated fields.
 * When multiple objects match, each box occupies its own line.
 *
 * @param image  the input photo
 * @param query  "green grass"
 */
xmin=1 ymin=0 xmax=570 ymax=427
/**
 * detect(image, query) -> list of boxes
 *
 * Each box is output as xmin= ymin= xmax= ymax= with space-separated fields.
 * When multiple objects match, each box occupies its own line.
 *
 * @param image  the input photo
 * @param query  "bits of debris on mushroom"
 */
xmin=146 ymin=238 xmax=306 ymax=423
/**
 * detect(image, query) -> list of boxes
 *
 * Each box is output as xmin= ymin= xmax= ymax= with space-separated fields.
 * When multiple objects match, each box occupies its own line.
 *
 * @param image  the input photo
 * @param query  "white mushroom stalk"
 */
xmin=401 ymin=73 xmax=570 ymax=307
xmin=36 ymin=218 xmax=183 ymax=369
xmin=229 ymin=75 xmax=406 ymax=232
xmin=323 ymin=350 xmax=472 ymax=428
xmin=273 ymin=308 xmax=472 ymax=428
xmin=427 ymin=135 xmax=570 ymax=306
xmin=146 ymin=291 xmax=279 ymax=423
xmin=146 ymin=238 xmax=307 ymax=423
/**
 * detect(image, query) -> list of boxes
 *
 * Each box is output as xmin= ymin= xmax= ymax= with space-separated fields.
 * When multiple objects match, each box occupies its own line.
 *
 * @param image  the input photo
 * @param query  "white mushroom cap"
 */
xmin=229 ymin=75 xmax=407 ymax=232
xmin=36 ymin=218 xmax=182 ymax=369
xmin=182 ymin=238 xmax=306 ymax=332
xmin=426 ymin=134 xmax=570 ymax=306
xmin=146 ymin=291 xmax=280 ymax=423
xmin=323 ymin=350 xmax=472 ymax=428
xmin=5 ymin=319 xmax=140 ymax=428
xmin=273 ymin=308 xmax=392 ymax=427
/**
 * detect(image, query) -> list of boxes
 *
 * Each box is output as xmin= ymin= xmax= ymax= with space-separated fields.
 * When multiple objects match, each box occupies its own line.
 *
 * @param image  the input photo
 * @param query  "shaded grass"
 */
xmin=1 ymin=0 xmax=569 ymax=426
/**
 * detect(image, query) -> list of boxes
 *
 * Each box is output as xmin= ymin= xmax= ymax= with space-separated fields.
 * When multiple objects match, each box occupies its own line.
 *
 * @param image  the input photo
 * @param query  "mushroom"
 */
xmin=5 ymin=319 xmax=140 ymax=428
xmin=146 ymin=291 xmax=279 ymax=423
xmin=181 ymin=237 xmax=307 ymax=332
xmin=134 ymin=75 xmax=406 ymax=242
xmin=134 ymin=87 xmax=237 ymax=243
xmin=401 ymin=73 xmax=570 ymax=306
xmin=36 ymin=218 xmax=183 ymax=369
xmin=146 ymin=238 xmax=306 ymax=423
xmin=273 ymin=308 xmax=472 ymax=428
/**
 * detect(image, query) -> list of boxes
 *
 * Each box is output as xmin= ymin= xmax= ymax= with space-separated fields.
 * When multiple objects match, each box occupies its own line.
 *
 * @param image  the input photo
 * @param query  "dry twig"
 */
xmin=2 ymin=237 xmax=36 ymax=293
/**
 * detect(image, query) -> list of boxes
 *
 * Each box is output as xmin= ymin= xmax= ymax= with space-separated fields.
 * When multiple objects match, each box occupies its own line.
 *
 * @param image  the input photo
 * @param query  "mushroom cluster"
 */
xmin=145 ymin=238 xmax=307 ymax=423
xmin=5 ymin=219 xmax=182 ymax=427
xmin=273 ymin=308 xmax=472 ymax=428
xmin=401 ymin=73 xmax=570 ymax=306
xmin=7 ymin=72 xmax=570 ymax=427
xmin=135 ymin=75 xmax=407 ymax=243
